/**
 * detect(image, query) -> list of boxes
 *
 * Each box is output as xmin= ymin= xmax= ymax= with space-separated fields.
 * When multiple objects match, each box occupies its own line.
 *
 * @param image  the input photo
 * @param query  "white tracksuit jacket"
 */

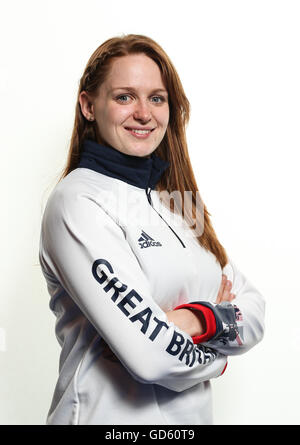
xmin=39 ymin=138 xmax=265 ymax=425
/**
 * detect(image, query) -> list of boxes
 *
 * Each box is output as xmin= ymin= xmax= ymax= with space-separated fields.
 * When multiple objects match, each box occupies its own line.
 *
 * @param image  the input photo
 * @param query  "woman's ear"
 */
xmin=79 ymin=91 xmax=94 ymax=121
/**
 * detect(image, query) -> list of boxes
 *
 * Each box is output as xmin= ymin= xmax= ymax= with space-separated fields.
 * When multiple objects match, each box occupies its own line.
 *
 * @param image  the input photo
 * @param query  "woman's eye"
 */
xmin=116 ymin=95 xmax=131 ymax=103
xmin=151 ymin=96 xmax=165 ymax=103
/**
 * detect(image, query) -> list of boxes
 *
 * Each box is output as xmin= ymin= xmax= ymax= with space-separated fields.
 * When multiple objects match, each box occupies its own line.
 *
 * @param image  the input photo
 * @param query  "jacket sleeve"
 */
xmin=174 ymin=259 xmax=265 ymax=356
xmin=39 ymin=188 xmax=228 ymax=393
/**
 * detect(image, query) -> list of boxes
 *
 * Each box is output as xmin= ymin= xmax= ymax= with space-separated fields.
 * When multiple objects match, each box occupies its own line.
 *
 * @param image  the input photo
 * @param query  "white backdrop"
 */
xmin=0 ymin=0 xmax=299 ymax=425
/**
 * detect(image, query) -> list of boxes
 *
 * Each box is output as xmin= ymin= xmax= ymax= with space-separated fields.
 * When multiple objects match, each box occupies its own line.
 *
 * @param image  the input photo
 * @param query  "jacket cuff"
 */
xmin=173 ymin=303 xmax=217 ymax=344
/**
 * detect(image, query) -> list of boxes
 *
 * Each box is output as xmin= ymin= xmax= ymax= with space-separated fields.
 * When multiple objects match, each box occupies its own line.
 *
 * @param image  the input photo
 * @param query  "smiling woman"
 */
xmin=39 ymin=33 xmax=265 ymax=426
xmin=79 ymin=53 xmax=170 ymax=158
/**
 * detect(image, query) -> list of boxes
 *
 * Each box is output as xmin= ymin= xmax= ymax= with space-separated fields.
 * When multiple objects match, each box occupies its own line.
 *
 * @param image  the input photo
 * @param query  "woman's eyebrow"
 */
xmin=110 ymin=87 xmax=168 ymax=95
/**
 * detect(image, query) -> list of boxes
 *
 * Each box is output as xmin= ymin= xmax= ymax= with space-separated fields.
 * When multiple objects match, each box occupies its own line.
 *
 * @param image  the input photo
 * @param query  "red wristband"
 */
xmin=174 ymin=303 xmax=217 ymax=344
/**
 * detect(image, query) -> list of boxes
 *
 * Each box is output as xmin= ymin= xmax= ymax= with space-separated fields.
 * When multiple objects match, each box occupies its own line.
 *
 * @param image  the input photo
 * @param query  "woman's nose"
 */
xmin=133 ymin=100 xmax=151 ymax=122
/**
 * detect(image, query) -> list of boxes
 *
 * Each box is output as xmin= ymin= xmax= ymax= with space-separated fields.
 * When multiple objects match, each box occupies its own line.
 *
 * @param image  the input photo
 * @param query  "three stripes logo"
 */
xmin=138 ymin=230 xmax=162 ymax=249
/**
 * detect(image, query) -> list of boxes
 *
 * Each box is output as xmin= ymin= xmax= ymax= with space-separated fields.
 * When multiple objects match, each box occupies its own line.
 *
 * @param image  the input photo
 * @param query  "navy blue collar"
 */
xmin=78 ymin=139 xmax=170 ymax=190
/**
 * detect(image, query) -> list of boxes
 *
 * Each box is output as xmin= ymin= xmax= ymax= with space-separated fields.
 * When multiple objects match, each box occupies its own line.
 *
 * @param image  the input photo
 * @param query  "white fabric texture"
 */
xmin=39 ymin=167 xmax=265 ymax=425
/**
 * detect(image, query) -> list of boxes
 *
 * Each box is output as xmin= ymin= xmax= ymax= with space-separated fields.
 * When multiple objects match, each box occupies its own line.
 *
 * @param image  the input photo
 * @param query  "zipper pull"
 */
xmin=146 ymin=187 xmax=152 ymax=205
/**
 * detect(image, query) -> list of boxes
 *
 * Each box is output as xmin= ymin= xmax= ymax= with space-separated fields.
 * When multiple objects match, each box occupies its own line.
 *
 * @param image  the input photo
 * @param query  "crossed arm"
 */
xmin=166 ymin=274 xmax=234 ymax=337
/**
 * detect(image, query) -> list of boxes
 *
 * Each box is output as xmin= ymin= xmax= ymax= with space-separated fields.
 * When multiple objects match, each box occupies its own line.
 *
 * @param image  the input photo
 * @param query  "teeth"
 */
xmin=130 ymin=129 xmax=151 ymax=134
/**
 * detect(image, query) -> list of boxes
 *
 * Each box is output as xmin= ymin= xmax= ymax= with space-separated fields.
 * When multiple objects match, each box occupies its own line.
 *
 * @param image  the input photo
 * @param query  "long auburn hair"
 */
xmin=56 ymin=33 xmax=228 ymax=269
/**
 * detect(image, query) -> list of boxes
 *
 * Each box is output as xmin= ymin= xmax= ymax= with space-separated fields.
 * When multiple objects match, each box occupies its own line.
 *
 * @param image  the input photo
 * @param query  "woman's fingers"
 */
xmin=223 ymin=278 xmax=232 ymax=300
xmin=216 ymin=274 xmax=236 ymax=303
xmin=216 ymin=274 xmax=227 ymax=303
xmin=224 ymin=280 xmax=236 ymax=302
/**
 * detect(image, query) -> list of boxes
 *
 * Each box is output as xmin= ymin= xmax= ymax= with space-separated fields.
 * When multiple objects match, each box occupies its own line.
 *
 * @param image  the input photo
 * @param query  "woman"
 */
xmin=39 ymin=34 xmax=265 ymax=425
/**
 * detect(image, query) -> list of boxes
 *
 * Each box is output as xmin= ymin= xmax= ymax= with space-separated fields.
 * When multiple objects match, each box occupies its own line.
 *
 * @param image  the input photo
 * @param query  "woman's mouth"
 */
xmin=124 ymin=127 xmax=155 ymax=139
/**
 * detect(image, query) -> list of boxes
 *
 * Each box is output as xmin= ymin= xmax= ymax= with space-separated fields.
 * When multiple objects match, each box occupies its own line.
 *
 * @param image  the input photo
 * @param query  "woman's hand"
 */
xmin=216 ymin=274 xmax=236 ymax=304
xmin=165 ymin=307 xmax=206 ymax=338
xmin=165 ymin=274 xmax=236 ymax=338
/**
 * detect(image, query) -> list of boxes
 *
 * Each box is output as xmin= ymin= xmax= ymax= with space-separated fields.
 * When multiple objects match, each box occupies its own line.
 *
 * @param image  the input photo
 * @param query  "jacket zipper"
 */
xmin=146 ymin=187 xmax=186 ymax=248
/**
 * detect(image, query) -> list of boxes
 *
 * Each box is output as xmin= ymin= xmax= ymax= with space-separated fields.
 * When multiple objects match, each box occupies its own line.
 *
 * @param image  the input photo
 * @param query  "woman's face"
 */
xmin=80 ymin=53 xmax=170 ymax=158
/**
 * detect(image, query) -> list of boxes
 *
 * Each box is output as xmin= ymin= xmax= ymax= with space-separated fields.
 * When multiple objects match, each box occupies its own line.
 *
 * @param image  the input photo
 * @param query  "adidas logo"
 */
xmin=138 ymin=230 xmax=162 ymax=249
